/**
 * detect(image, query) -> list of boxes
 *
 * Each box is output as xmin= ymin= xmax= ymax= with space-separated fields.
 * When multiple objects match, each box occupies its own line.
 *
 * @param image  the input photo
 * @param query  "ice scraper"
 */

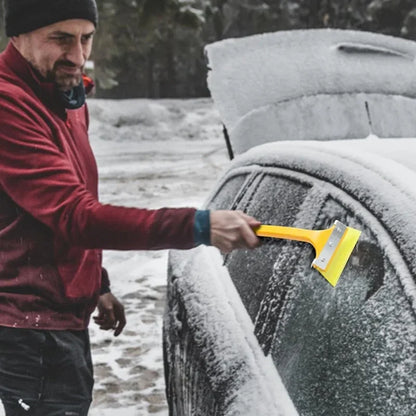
xmin=254 ymin=220 xmax=361 ymax=286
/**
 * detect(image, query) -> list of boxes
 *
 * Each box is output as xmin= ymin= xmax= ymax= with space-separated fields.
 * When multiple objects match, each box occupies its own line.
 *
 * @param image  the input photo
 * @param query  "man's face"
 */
xmin=12 ymin=19 xmax=95 ymax=91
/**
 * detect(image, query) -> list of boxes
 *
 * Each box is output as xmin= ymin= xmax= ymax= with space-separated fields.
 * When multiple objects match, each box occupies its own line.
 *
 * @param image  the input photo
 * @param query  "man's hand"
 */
xmin=210 ymin=210 xmax=262 ymax=253
xmin=93 ymin=292 xmax=126 ymax=337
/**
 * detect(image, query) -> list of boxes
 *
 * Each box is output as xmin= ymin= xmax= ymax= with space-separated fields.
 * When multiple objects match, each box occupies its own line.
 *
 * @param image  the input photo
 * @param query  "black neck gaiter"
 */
xmin=59 ymin=80 xmax=86 ymax=109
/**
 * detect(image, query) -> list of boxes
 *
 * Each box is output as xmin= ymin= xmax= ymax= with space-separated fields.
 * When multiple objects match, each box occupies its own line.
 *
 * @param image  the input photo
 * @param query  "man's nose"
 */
xmin=65 ymin=41 xmax=85 ymax=67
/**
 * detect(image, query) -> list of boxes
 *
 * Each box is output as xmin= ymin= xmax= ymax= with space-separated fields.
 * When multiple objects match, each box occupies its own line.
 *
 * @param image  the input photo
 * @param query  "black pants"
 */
xmin=0 ymin=327 xmax=93 ymax=416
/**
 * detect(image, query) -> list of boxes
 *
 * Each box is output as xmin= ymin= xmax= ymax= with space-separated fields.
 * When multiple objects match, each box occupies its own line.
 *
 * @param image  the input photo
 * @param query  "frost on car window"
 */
xmin=254 ymin=196 xmax=415 ymax=416
xmin=208 ymin=174 xmax=248 ymax=210
xmin=223 ymin=173 xmax=311 ymax=321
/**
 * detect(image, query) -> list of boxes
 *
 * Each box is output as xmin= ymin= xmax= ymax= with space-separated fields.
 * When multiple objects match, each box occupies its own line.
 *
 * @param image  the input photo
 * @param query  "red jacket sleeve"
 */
xmin=0 ymin=93 xmax=196 ymax=251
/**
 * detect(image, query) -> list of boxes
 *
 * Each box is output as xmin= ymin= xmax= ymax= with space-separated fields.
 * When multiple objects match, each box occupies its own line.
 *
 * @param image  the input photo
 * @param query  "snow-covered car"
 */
xmin=163 ymin=30 xmax=416 ymax=416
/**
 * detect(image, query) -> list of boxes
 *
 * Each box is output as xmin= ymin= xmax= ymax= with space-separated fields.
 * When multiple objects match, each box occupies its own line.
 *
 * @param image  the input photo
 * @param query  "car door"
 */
xmin=208 ymin=166 xmax=416 ymax=416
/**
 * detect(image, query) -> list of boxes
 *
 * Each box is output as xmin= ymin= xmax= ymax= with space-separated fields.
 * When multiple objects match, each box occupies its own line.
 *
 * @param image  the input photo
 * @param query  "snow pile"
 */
xmin=206 ymin=29 xmax=416 ymax=153
xmin=88 ymin=98 xmax=222 ymax=144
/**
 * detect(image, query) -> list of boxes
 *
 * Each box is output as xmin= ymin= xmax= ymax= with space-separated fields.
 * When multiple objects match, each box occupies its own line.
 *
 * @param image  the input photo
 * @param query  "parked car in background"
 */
xmin=206 ymin=28 xmax=416 ymax=156
xmin=163 ymin=29 xmax=416 ymax=416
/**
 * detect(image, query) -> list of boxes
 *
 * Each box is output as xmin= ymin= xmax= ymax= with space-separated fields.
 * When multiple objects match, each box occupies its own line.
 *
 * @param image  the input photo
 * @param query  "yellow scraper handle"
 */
xmin=254 ymin=224 xmax=335 ymax=255
xmin=254 ymin=223 xmax=361 ymax=287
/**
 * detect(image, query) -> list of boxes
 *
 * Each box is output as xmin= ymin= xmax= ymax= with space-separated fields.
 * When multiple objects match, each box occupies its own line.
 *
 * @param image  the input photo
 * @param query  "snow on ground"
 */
xmin=87 ymin=98 xmax=228 ymax=415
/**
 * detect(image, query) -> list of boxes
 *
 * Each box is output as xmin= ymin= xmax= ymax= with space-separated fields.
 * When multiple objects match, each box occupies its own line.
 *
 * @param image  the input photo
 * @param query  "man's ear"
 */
xmin=10 ymin=35 xmax=24 ymax=51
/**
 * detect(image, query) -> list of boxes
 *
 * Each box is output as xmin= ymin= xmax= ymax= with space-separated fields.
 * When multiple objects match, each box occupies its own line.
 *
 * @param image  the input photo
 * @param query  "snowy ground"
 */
xmin=86 ymin=98 xmax=228 ymax=415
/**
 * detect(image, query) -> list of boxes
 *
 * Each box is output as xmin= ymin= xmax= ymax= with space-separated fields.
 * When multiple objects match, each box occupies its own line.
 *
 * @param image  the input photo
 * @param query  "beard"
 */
xmin=46 ymin=60 xmax=84 ymax=91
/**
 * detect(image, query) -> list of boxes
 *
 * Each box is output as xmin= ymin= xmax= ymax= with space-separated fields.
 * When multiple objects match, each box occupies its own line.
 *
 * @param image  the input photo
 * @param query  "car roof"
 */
xmin=228 ymin=137 xmax=416 ymax=296
xmin=206 ymin=29 xmax=416 ymax=154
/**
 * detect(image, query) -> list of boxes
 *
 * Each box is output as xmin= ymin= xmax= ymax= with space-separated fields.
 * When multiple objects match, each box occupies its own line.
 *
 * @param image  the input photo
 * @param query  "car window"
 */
xmin=221 ymin=172 xmax=312 ymax=321
xmin=208 ymin=173 xmax=249 ymax=210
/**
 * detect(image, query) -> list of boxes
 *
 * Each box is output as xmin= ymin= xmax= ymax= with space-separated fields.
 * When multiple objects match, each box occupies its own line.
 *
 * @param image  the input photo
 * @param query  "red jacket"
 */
xmin=0 ymin=43 xmax=196 ymax=330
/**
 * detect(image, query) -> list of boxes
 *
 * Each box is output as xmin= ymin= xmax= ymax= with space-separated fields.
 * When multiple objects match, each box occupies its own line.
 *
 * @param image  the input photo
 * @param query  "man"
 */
xmin=0 ymin=0 xmax=260 ymax=414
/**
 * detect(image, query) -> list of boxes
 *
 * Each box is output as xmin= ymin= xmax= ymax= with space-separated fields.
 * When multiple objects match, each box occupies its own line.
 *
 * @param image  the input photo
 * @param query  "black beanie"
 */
xmin=3 ymin=0 xmax=98 ymax=37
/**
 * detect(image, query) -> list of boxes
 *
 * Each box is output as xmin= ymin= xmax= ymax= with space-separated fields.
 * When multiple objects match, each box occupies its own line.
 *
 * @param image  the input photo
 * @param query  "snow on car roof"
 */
xmin=230 ymin=137 xmax=416 ymax=306
xmin=206 ymin=29 xmax=416 ymax=154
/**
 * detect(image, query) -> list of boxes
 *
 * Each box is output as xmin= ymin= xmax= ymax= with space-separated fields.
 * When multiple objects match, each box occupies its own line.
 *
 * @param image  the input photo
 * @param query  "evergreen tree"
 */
xmin=93 ymin=0 xmax=204 ymax=98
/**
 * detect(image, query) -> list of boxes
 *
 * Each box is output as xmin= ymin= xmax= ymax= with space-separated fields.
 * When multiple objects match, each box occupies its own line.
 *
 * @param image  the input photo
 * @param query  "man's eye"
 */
xmin=82 ymin=35 xmax=93 ymax=43
xmin=52 ymin=36 xmax=71 ymax=43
